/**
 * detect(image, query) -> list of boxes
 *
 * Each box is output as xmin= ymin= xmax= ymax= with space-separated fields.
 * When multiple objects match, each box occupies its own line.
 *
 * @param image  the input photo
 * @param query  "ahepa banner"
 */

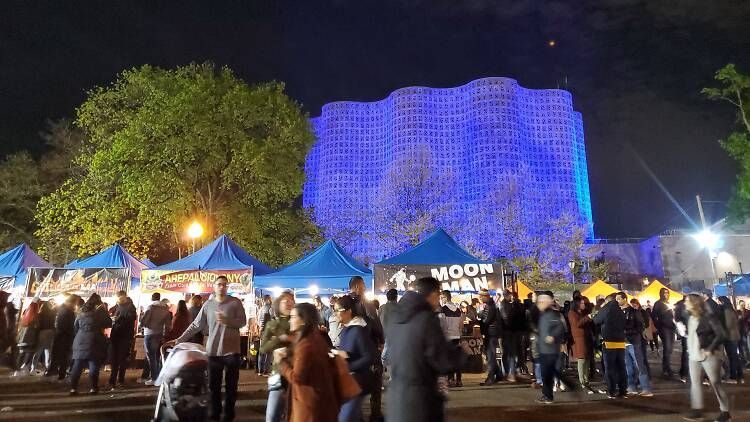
xmin=26 ymin=267 xmax=131 ymax=298
xmin=140 ymin=268 xmax=253 ymax=295
xmin=373 ymin=263 xmax=503 ymax=293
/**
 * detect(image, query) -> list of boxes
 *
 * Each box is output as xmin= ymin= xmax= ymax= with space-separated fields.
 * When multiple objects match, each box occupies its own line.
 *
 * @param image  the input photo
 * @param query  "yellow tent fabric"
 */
xmin=581 ymin=280 xmax=620 ymax=301
xmin=516 ymin=280 xmax=533 ymax=300
xmin=637 ymin=280 xmax=683 ymax=305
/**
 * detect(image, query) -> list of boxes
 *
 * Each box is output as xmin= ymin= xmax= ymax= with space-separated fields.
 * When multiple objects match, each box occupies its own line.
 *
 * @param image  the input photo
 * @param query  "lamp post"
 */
xmin=568 ymin=259 xmax=576 ymax=293
xmin=187 ymin=221 xmax=204 ymax=254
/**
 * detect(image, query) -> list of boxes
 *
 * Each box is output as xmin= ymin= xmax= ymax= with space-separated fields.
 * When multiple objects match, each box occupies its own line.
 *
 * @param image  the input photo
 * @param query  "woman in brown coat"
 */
xmin=277 ymin=302 xmax=338 ymax=422
xmin=568 ymin=297 xmax=594 ymax=392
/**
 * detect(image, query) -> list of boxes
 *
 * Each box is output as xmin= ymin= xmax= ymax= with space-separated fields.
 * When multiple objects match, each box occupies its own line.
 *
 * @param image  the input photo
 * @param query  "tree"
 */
xmin=702 ymin=64 xmax=750 ymax=222
xmin=367 ymin=147 xmax=456 ymax=261
xmin=36 ymin=63 xmax=319 ymax=266
xmin=0 ymin=153 xmax=44 ymax=250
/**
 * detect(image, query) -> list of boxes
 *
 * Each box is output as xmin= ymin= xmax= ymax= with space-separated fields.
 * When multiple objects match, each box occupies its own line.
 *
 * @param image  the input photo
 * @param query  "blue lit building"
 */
xmin=303 ymin=77 xmax=594 ymax=262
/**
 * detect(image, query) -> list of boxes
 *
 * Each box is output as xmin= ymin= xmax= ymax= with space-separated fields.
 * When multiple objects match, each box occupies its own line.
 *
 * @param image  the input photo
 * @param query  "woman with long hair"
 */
xmin=684 ymin=294 xmax=730 ymax=422
xmin=15 ymin=300 xmax=40 ymax=376
xmin=568 ymin=297 xmax=594 ymax=393
xmin=69 ymin=293 xmax=112 ymax=395
xmin=167 ymin=300 xmax=191 ymax=341
xmin=261 ymin=291 xmax=295 ymax=422
xmin=335 ymin=295 xmax=376 ymax=422
xmin=718 ymin=296 xmax=742 ymax=383
xmin=276 ymin=303 xmax=338 ymax=422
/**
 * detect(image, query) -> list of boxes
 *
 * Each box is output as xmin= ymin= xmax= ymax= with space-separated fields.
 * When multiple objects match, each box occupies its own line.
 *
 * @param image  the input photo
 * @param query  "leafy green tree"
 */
xmin=0 ymin=153 xmax=44 ymax=250
xmin=36 ymin=63 xmax=319 ymax=266
xmin=702 ymin=64 xmax=750 ymax=222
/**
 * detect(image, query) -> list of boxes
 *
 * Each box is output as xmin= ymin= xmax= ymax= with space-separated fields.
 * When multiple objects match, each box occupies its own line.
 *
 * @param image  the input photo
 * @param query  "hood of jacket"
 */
xmin=443 ymin=302 xmax=459 ymax=313
xmin=394 ymin=291 xmax=433 ymax=324
xmin=344 ymin=316 xmax=367 ymax=328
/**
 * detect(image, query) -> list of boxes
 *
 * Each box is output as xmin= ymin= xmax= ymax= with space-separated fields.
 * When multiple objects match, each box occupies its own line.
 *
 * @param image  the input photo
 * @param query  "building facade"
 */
xmin=303 ymin=77 xmax=594 ymax=261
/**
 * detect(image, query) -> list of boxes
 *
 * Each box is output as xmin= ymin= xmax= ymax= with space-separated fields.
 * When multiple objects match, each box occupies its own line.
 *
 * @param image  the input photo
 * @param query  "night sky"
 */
xmin=2 ymin=1 xmax=749 ymax=239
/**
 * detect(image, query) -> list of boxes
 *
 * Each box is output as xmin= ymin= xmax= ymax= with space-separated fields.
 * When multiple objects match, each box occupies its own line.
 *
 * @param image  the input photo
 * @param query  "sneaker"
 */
xmin=640 ymin=391 xmax=654 ymax=397
xmin=724 ymin=379 xmax=738 ymax=385
xmin=607 ymin=394 xmax=617 ymax=399
xmin=536 ymin=396 xmax=553 ymax=404
xmin=714 ymin=411 xmax=731 ymax=422
xmin=682 ymin=410 xmax=703 ymax=421
xmin=558 ymin=383 xmax=567 ymax=392
xmin=69 ymin=389 xmax=78 ymax=396
xmin=144 ymin=380 xmax=154 ymax=386
xmin=479 ymin=379 xmax=496 ymax=386
xmin=586 ymin=388 xmax=595 ymax=395
xmin=627 ymin=390 xmax=639 ymax=396
xmin=89 ymin=389 xmax=99 ymax=395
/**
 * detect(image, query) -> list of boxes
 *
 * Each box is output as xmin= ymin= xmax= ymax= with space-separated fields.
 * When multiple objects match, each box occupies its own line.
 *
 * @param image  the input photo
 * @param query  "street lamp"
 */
xmin=187 ymin=221 xmax=204 ymax=253
xmin=568 ymin=259 xmax=576 ymax=293
xmin=692 ymin=229 xmax=720 ymax=284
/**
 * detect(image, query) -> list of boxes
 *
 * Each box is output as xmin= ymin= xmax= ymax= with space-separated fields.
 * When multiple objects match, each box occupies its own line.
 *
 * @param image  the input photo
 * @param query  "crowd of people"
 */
xmin=0 ymin=279 xmax=748 ymax=422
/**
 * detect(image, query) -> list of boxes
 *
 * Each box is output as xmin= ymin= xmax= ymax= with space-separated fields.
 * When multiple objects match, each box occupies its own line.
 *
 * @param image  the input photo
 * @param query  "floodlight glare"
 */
xmin=692 ymin=229 xmax=719 ymax=250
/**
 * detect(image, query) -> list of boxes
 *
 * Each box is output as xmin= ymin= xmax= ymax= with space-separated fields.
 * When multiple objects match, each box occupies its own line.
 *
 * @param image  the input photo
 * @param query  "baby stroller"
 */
xmin=152 ymin=343 xmax=209 ymax=422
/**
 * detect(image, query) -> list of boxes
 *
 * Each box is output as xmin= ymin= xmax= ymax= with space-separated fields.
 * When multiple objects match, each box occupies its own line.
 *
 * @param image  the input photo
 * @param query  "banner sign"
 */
xmin=26 ymin=267 xmax=131 ymax=298
xmin=374 ymin=263 xmax=503 ymax=293
xmin=140 ymin=269 xmax=253 ymax=295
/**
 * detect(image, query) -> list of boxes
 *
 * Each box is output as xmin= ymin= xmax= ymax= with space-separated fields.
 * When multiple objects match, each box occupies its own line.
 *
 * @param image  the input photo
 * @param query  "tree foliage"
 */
xmin=36 ymin=63 xmax=319 ymax=266
xmin=702 ymin=64 xmax=750 ymax=223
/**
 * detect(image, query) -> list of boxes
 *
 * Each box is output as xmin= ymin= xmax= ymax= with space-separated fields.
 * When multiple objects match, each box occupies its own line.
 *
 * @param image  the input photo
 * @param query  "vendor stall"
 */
xmin=373 ymin=229 xmax=502 ymax=294
xmin=139 ymin=234 xmax=273 ymax=305
xmin=255 ymin=239 xmax=370 ymax=299
xmin=637 ymin=279 xmax=683 ymax=304
xmin=0 ymin=243 xmax=51 ymax=299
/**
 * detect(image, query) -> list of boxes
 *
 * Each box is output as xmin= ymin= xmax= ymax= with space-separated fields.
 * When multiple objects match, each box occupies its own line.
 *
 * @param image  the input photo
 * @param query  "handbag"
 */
xmin=330 ymin=352 xmax=361 ymax=402
xmin=267 ymin=371 xmax=284 ymax=391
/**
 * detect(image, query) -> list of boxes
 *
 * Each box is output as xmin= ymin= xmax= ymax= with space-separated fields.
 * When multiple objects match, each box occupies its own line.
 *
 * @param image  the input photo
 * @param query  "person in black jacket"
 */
xmin=535 ymin=292 xmax=573 ymax=404
xmin=673 ymin=297 xmax=689 ymax=381
xmin=500 ymin=290 xmax=526 ymax=382
xmin=69 ymin=294 xmax=112 ymax=395
xmin=684 ymin=294 xmax=730 ymax=422
xmin=336 ymin=294 xmax=376 ymax=422
xmin=593 ymin=293 xmax=627 ymax=398
xmin=108 ymin=291 xmax=136 ymax=390
xmin=385 ymin=277 xmax=465 ymax=422
xmin=652 ymin=288 xmax=676 ymax=377
xmin=478 ymin=288 xmax=502 ymax=385
xmin=48 ymin=295 xmax=77 ymax=380
xmin=620 ymin=293 xmax=652 ymax=396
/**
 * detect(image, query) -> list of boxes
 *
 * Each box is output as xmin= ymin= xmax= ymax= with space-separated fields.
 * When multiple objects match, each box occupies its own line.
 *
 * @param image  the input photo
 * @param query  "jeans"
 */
xmin=658 ymin=328 xmax=675 ymax=376
xmin=501 ymin=334 xmax=519 ymax=377
xmin=602 ymin=348 xmax=627 ymax=396
xmin=339 ymin=393 xmax=365 ymax=422
xmin=208 ymin=354 xmax=241 ymax=421
xmin=485 ymin=336 xmax=502 ymax=381
xmin=70 ymin=359 xmax=101 ymax=391
xmin=724 ymin=340 xmax=742 ymax=380
xmin=108 ymin=337 xmax=131 ymax=386
xmin=624 ymin=341 xmax=651 ymax=392
xmin=534 ymin=360 xmax=542 ymax=384
xmin=689 ymin=354 xmax=729 ymax=412
xmin=144 ymin=334 xmax=162 ymax=382
xmin=266 ymin=388 xmax=286 ymax=422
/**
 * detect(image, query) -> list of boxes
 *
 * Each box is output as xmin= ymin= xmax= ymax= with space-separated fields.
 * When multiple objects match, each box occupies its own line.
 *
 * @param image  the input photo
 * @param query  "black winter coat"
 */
xmin=72 ymin=307 xmax=112 ymax=361
xmin=593 ymin=300 xmax=626 ymax=343
xmin=479 ymin=300 xmax=502 ymax=337
xmin=385 ymin=291 xmax=466 ymax=422
xmin=501 ymin=300 xmax=527 ymax=332
xmin=623 ymin=306 xmax=644 ymax=342
xmin=696 ymin=314 xmax=727 ymax=352
xmin=54 ymin=305 xmax=76 ymax=341
xmin=652 ymin=299 xmax=675 ymax=331
xmin=110 ymin=300 xmax=137 ymax=341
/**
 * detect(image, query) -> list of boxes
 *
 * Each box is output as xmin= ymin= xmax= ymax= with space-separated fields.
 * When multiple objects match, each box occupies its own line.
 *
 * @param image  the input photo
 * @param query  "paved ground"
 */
xmin=1 ymin=354 xmax=749 ymax=421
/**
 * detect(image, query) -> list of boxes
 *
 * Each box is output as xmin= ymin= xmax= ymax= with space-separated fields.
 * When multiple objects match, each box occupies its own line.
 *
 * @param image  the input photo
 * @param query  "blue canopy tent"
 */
xmin=378 ymin=228 xmax=491 ymax=265
xmin=714 ymin=275 xmax=750 ymax=296
xmin=66 ymin=243 xmax=151 ymax=292
xmin=151 ymin=234 xmax=274 ymax=273
xmin=255 ymin=239 xmax=371 ymax=295
xmin=0 ymin=243 xmax=51 ymax=292
xmin=374 ymin=229 xmax=496 ymax=293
